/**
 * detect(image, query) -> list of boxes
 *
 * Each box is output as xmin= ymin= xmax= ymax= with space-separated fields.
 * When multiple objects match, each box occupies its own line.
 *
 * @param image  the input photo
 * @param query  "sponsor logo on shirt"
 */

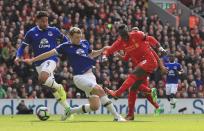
xmin=48 ymin=31 xmax=53 ymax=36
xmin=39 ymin=38 xmax=50 ymax=48
xmin=76 ymin=48 xmax=86 ymax=57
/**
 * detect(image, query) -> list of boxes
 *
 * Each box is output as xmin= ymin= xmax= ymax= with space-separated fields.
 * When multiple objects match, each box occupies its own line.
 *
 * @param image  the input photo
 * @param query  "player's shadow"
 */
xmin=130 ymin=120 xmax=154 ymax=123
xmin=63 ymin=120 xmax=154 ymax=123
xmin=28 ymin=120 xmax=154 ymax=123
xmin=29 ymin=120 xmax=58 ymax=122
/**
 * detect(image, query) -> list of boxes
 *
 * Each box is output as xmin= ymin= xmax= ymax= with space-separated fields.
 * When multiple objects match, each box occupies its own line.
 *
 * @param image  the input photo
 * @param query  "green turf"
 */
xmin=0 ymin=114 xmax=204 ymax=131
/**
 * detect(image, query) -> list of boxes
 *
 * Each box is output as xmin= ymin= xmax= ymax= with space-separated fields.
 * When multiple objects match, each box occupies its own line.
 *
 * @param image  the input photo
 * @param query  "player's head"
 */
xmin=118 ymin=24 xmax=129 ymax=41
xmin=36 ymin=11 xmax=49 ymax=30
xmin=131 ymin=27 xmax=139 ymax=31
xmin=169 ymin=54 xmax=175 ymax=63
xmin=69 ymin=27 xmax=82 ymax=45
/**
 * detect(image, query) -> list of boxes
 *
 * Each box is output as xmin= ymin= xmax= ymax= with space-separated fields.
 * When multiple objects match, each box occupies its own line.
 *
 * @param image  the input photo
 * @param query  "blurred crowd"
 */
xmin=0 ymin=0 xmax=204 ymax=99
xmin=180 ymin=0 xmax=204 ymax=17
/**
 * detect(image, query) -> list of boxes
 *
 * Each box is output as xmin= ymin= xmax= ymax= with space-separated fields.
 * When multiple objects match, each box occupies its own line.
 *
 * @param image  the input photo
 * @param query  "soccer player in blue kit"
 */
xmin=14 ymin=11 xmax=71 ymax=120
xmin=164 ymin=54 xmax=183 ymax=112
xmin=24 ymin=27 xmax=126 ymax=121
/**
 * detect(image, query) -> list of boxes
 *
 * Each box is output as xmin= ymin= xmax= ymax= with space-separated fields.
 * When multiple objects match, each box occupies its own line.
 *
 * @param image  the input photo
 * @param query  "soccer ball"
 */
xmin=36 ymin=106 xmax=50 ymax=121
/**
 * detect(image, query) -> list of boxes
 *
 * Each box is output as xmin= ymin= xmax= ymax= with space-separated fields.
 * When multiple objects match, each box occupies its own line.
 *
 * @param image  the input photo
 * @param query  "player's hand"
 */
xmin=158 ymin=47 xmax=167 ymax=56
xmin=160 ymin=66 xmax=168 ymax=74
xmin=102 ymin=46 xmax=110 ymax=52
xmin=114 ymin=52 xmax=121 ymax=57
xmin=14 ymin=57 xmax=21 ymax=66
xmin=23 ymin=59 xmax=33 ymax=65
xmin=161 ymin=49 xmax=167 ymax=56
xmin=104 ymin=87 xmax=118 ymax=98
xmin=114 ymin=52 xmax=123 ymax=60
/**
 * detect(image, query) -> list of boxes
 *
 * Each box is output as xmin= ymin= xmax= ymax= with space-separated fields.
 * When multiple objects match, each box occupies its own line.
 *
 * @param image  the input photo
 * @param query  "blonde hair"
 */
xmin=69 ymin=27 xmax=82 ymax=36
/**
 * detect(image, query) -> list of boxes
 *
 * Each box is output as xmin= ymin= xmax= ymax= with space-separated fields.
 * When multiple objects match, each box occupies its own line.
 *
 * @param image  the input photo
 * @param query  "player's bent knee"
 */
xmin=39 ymin=71 xmax=49 ymax=84
xmin=89 ymin=95 xmax=100 ymax=111
xmin=91 ymin=85 xmax=105 ymax=97
xmin=133 ymin=67 xmax=147 ymax=77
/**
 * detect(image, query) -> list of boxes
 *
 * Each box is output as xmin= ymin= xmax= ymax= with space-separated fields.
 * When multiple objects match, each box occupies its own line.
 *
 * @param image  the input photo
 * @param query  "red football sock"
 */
xmin=138 ymin=82 xmax=151 ymax=94
xmin=127 ymin=90 xmax=137 ymax=116
xmin=115 ymin=74 xmax=141 ymax=96
xmin=146 ymin=94 xmax=159 ymax=109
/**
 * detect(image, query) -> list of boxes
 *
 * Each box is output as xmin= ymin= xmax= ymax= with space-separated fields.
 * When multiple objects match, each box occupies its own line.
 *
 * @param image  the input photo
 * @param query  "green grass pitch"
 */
xmin=1 ymin=114 xmax=204 ymax=131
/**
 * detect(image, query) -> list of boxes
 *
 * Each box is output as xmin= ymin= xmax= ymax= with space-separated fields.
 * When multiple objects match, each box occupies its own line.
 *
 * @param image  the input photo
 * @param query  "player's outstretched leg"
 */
xmin=114 ymin=67 xmax=147 ymax=97
xmin=92 ymin=85 xmax=126 ymax=122
xmin=39 ymin=71 xmax=71 ymax=120
xmin=70 ymin=85 xmax=126 ymax=122
xmin=145 ymin=93 xmax=163 ymax=115
xmin=70 ymin=95 xmax=100 ymax=114
xmin=151 ymin=88 xmax=158 ymax=103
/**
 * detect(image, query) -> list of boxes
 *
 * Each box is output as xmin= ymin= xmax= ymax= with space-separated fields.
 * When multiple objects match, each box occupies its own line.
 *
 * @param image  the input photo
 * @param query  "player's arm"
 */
xmin=146 ymin=36 xmax=167 ymax=56
xmin=24 ymin=42 xmax=66 ymax=65
xmin=15 ymin=31 xmax=31 ymax=65
xmin=55 ymin=27 xmax=69 ymax=43
xmin=16 ymin=42 xmax=28 ymax=59
xmin=177 ymin=64 xmax=184 ymax=75
xmin=151 ymin=49 xmax=168 ymax=74
xmin=23 ymin=49 xmax=57 ymax=65
xmin=89 ymin=46 xmax=110 ymax=58
xmin=103 ymin=38 xmax=123 ymax=56
xmin=114 ymin=52 xmax=129 ymax=61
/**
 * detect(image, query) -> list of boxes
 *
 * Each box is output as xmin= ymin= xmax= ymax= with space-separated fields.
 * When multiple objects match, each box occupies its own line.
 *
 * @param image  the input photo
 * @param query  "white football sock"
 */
xmin=70 ymin=104 xmax=92 ymax=114
xmin=100 ymin=95 xmax=120 ymax=118
xmin=43 ymin=76 xmax=61 ymax=90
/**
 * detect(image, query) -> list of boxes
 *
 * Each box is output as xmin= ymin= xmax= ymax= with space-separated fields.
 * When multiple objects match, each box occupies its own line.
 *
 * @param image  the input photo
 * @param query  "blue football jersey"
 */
xmin=165 ymin=62 xmax=182 ymax=84
xmin=55 ymin=40 xmax=96 ymax=75
xmin=18 ymin=26 xmax=68 ymax=66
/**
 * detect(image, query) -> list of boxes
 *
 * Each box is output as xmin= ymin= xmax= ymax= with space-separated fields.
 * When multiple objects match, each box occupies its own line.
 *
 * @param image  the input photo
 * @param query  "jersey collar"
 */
xmin=37 ymin=26 xmax=49 ymax=31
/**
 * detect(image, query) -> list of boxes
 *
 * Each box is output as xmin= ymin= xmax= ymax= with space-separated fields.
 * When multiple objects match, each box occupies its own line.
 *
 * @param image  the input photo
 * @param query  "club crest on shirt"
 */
xmin=39 ymin=38 xmax=50 ymax=48
xmin=81 ymin=43 xmax=86 ymax=48
xmin=48 ymin=31 xmax=53 ymax=36
xmin=76 ymin=48 xmax=86 ymax=56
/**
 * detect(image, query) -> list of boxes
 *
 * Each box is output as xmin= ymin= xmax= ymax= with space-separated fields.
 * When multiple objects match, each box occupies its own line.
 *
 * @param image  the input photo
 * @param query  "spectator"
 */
xmin=0 ymin=0 xmax=203 ymax=98
xmin=16 ymin=100 xmax=33 ymax=114
xmin=0 ymin=85 xmax=7 ymax=98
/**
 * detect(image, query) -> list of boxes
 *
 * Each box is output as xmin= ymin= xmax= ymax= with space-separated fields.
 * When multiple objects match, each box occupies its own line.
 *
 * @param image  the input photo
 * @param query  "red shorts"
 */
xmin=137 ymin=57 xmax=158 ymax=73
xmin=130 ymin=76 xmax=149 ymax=92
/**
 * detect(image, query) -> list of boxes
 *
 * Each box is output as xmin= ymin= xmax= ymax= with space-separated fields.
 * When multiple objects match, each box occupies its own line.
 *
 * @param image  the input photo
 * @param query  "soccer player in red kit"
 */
xmin=103 ymin=24 xmax=167 ymax=120
xmin=113 ymin=28 xmax=167 ymax=120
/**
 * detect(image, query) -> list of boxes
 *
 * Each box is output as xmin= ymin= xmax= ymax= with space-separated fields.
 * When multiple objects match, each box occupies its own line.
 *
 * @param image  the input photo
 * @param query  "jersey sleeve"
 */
xmin=84 ymin=40 xmax=92 ymax=54
xmin=23 ymin=30 xmax=32 ymax=45
xmin=55 ymin=27 xmax=69 ymax=43
xmin=151 ymin=49 xmax=159 ymax=61
xmin=16 ymin=31 xmax=31 ymax=57
xmin=104 ymin=38 xmax=123 ymax=56
xmin=55 ymin=42 xmax=67 ymax=55
xmin=147 ymin=36 xmax=159 ymax=48
xmin=133 ymin=31 xmax=146 ymax=41
xmin=177 ymin=63 xmax=182 ymax=71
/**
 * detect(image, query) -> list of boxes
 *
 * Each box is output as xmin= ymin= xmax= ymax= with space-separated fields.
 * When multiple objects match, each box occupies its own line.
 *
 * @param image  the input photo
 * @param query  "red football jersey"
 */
xmin=105 ymin=31 xmax=157 ymax=67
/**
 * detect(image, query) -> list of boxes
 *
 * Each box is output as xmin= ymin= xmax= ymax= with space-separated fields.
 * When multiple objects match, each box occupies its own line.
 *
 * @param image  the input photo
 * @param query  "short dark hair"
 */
xmin=118 ymin=24 xmax=128 ymax=31
xmin=69 ymin=27 xmax=82 ymax=36
xmin=36 ymin=11 xmax=48 ymax=19
xmin=118 ymin=24 xmax=129 ymax=41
